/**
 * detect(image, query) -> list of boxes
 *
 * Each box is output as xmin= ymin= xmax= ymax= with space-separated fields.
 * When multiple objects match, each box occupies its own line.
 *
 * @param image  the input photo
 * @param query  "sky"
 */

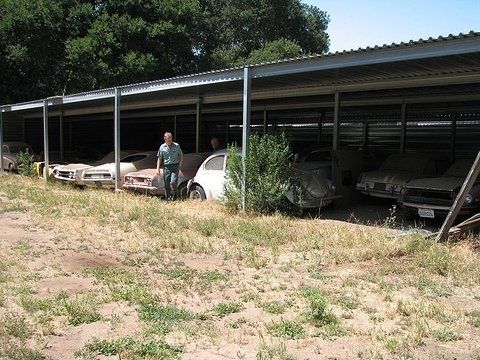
xmin=303 ymin=0 xmax=480 ymax=53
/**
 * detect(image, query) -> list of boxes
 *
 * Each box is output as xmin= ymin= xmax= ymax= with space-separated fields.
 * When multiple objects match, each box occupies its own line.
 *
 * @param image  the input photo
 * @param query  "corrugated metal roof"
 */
xmin=2 ymin=31 xmax=480 ymax=113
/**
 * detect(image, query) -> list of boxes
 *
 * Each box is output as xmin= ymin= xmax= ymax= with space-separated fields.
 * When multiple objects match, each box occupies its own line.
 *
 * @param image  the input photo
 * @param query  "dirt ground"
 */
xmin=0 ymin=179 xmax=479 ymax=359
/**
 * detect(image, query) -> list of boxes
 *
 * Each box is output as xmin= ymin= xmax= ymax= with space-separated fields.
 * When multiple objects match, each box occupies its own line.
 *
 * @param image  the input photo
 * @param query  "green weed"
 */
xmin=213 ymin=302 xmax=243 ymax=317
xmin=268 ymin=320 xmax=304 ymax=339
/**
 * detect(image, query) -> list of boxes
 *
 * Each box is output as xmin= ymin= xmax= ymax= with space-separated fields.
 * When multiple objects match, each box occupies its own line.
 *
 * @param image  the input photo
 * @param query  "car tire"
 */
xmin=7 ymin=163 xmax=13 ymax=171
xmin=189 ymin=185 xmax=206 ymax=200
xmin=177 ymin=182 xmax=188 ymax=200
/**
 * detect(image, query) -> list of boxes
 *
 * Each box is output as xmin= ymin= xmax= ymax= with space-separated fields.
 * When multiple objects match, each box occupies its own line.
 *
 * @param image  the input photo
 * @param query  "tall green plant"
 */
xmin=224 ymin=133 xmax=294 ymax=214
xmin=17 ymin=149 xmax=36 ymax=177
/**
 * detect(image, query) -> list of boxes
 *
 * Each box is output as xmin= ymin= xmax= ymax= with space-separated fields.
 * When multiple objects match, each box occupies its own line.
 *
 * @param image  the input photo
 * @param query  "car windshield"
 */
xmin=121 ymin=154 xmax=148 ymax=163
xmin=304 ymin=151 xmax=332 ymax=162
xmin=7 ymin=144 xmax=31 ymax=153
xmin=443 ymin=159 xmax=473 ymax=177
xmin=380 ymin=154 xmax=428 ymax=172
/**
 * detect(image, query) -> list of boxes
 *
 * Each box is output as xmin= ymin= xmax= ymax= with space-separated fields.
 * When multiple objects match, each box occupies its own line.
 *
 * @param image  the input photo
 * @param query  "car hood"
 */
xmin=294 ymin=161 xmax=331 ymax=171
xmin=55 ymin=163 xmax=92 ymax=171
xmin=125 ymin=168 xmax=157 ymax=178
xmin=405 ymin=176 xmax=468 ymax=191
xmin=87 ymin=162 xmax=134 ymax=173
xmin=360 ymin=170 xmax=421 ymax=185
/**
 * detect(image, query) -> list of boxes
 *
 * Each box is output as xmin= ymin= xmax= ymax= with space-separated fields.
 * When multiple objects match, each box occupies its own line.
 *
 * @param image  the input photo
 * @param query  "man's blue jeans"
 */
xmin=164 ymin=163 xmax=179 ymax=199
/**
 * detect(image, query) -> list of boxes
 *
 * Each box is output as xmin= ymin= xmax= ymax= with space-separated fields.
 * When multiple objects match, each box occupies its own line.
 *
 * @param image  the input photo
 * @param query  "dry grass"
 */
xmin=0 ymin=172 xmax=479 ymax=359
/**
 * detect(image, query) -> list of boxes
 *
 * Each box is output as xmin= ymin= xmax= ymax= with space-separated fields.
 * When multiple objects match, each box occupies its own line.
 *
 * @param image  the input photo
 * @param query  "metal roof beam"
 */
xmin=251 ymin=37 xmax=480 ymax=78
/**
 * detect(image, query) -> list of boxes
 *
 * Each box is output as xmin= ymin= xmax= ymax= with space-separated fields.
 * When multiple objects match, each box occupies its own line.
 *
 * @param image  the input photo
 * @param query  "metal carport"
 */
xmin=1 ymin=31 xmax=479 ymax=207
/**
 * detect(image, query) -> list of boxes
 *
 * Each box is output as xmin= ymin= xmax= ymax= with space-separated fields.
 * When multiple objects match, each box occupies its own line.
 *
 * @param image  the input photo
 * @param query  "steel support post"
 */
xmin=400 ymin=103 xmax=407 ymax=153
xmin=196 ymin=97 xmax=202 ymax=152
xmin=241 ymin=67 xmax=251 ymax=211
xmin=59 ymin=113 xmax=64 ymax=163
xmin=362 ymin=121 xmax=369 ymax=150
xmin=333 ymin=92 xmax=341 ymax=150
xmin=450 ymin=118 xmax=457 ymax=162
xmin=43 ymin=100 xmax=49 ymax=182
xmin=225 ymin=119 xmax=230 ymax=145
xmin=0 ymin=108 xmax=3 ymax=171
xmin=263 ymin=108 xmax=268 ymax=135
xmin=114 ymin=88 xmax=121 ymax=191
xmin=318 ymin=111 xmax=324 ymax=145
xmin=173 ymin=114 xmax=177 ymax=139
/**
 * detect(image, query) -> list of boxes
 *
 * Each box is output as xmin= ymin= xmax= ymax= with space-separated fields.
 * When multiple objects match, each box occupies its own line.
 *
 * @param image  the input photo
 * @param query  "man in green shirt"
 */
xmin=156 ymin=132 xmax=183 ymax=200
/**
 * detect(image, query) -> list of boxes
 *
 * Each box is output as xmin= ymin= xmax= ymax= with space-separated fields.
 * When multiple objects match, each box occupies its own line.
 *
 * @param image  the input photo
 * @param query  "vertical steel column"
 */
xmin=59 ymin=113 xmax=64 ymax=163
xmin=114 ymin=88 xmax=121 ymax=191
xmin=0 ymin=108 xmax=3 ymax=171
xmin=225 ymin=119 xmax=230 ymax=145
xmin=43 ymin=100 xmax=49 ymax=182
xmin=173 ymin=114 xmax=177 ymax=139
xmin=196 ymin=97 xmax=202 ymax=152
xmin=318 ymin=111 xmax=324 ymax=145
xmin=400 ymin=103 xmax=407 ymax=153
xmin=333 ymin=92 xmax=341 ymax=150
xmin=450 ymin=118 xmax=457 ymax=162
xmin=263 ymin=107 xmax=268 ymax=135
xmin=362 ymin=121 xmax=369 ymax=150
xmin=241 ymin=67 xmax=251 ymax=211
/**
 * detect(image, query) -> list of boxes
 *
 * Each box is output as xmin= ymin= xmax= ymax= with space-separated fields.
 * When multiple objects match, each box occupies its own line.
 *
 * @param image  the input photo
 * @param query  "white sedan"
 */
xmin=82 ymin=151 xmax=158 ymax=189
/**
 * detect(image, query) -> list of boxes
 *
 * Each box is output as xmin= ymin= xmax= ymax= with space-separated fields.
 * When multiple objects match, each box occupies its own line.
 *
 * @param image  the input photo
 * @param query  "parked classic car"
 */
xmin=188 ymin=148 xmax=338 ymax=208
xmin=122 ymin=152 xmax=210 ymax=198
xmin=187 ymin=150 xmax=230 ymax=200
xmin=400 ymin=158 xmax=479 ymax=219
xmin=82 ymin=151 xmax=158 ymax=188
xmin=355 ymin=153 xmax=447 ymax=200
xmin=1 ymin=141 xmax=37 ymax=171
xmin=285 ymin=148 xmax=338 ymax=208
xmin=53 ymin=151 xmax=132 ymax=185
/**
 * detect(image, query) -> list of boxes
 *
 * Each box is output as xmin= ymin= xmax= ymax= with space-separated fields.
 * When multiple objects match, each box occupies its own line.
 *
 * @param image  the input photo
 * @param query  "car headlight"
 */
xmin=464 ymin=194 xmax=473 ymax=205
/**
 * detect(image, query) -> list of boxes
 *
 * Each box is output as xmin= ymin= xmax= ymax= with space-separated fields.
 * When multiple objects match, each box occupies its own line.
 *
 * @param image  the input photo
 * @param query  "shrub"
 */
xmin=224 ymin=133 xmax=294 ymax=213
xmin=17 ymin=149 xmax=36 ymax=177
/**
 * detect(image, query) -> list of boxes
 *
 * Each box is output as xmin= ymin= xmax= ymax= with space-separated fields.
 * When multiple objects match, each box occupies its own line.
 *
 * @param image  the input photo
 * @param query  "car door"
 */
xmin=201 ymin=154 xmax=226 ymax=199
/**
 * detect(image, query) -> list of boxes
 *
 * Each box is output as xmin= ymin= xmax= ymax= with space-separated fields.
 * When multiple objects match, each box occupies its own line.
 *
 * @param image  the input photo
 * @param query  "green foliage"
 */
xmin=139 ymin=304 xmax=194 ymax=334
xmin=224 ymin=133 xmax=294 ymax=214
xmin=0 ymin=0 xmax=330 ymax=103
xmin=64 ymin=297 xmax=101 ymax=326
xmin=239 ymin=38 xmax=302 ymax=66
xmin=268 ymin=319 xmax=305 ymax=339
xmin=81 ymin=337 xmax=182 ymax=358
xmin=17 ymin=149 xmax=36 ymax=177
xmin=213 ymin=302 xmax=243 ymax=317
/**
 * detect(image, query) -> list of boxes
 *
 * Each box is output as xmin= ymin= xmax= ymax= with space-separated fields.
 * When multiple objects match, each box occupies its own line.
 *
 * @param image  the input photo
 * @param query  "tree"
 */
xmin=196 ymin=0 xmax=329 ymax=69
xmin=0 ymin=0 xmax=330 ymax=103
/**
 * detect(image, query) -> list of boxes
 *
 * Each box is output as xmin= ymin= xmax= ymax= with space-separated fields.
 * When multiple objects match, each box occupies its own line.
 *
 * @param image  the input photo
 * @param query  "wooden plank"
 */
xmin=436 ymin=149 xmax=480 ymax=242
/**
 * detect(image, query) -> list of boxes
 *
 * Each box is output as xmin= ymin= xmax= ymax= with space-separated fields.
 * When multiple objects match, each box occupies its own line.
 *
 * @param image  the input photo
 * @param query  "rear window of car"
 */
xmin=121 ymin=154 xmax=147 ymax=163
xmin=380 ymin=154 xmax=429 ymax=173
xmin=204 ymin=155 xmax=225 ymax=171
xmin=444 ymin=159 xmax=474 ymax=177
xmin=304 ymin=151 xmax=332 ymax=162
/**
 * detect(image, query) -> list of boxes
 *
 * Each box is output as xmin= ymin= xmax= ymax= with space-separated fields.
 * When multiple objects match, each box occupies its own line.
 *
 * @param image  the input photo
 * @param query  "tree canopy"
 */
xmin=0 ymin=0 xmax=329 ymax=104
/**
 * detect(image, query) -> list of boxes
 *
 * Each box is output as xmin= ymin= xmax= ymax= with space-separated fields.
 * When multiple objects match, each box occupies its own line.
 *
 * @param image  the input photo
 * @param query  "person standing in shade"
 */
xmin=210 ymin=137 xmax=220 ymax=152
xmin=156 ymin=132 xmax=183 ymax=200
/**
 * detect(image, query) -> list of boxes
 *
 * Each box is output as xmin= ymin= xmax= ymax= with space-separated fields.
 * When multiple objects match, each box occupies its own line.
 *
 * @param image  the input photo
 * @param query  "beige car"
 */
xmin=82 ymin=151 xmax=158 ymax=189
xmin=2 ymin=141 xmax=37 ymax=171
xmin=356 ymin=153 xmax=447 ymax=200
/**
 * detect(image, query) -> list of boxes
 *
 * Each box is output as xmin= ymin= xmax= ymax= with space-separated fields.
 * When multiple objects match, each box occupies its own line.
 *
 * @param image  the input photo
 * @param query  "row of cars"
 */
xmin=50 ymin=148 xmax=337 ymax=209
xmin=356 ymin=153 xmax=478 ymax=219
xmin=2 ymin=141 xmax=476 ymax=219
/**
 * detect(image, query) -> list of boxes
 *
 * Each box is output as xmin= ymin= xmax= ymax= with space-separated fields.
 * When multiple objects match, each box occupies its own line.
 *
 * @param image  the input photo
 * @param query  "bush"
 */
xmin=224 ymin=133 xmax=294 ymax=214
xmin=17 ymin=149 xmax=36 ymax=177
